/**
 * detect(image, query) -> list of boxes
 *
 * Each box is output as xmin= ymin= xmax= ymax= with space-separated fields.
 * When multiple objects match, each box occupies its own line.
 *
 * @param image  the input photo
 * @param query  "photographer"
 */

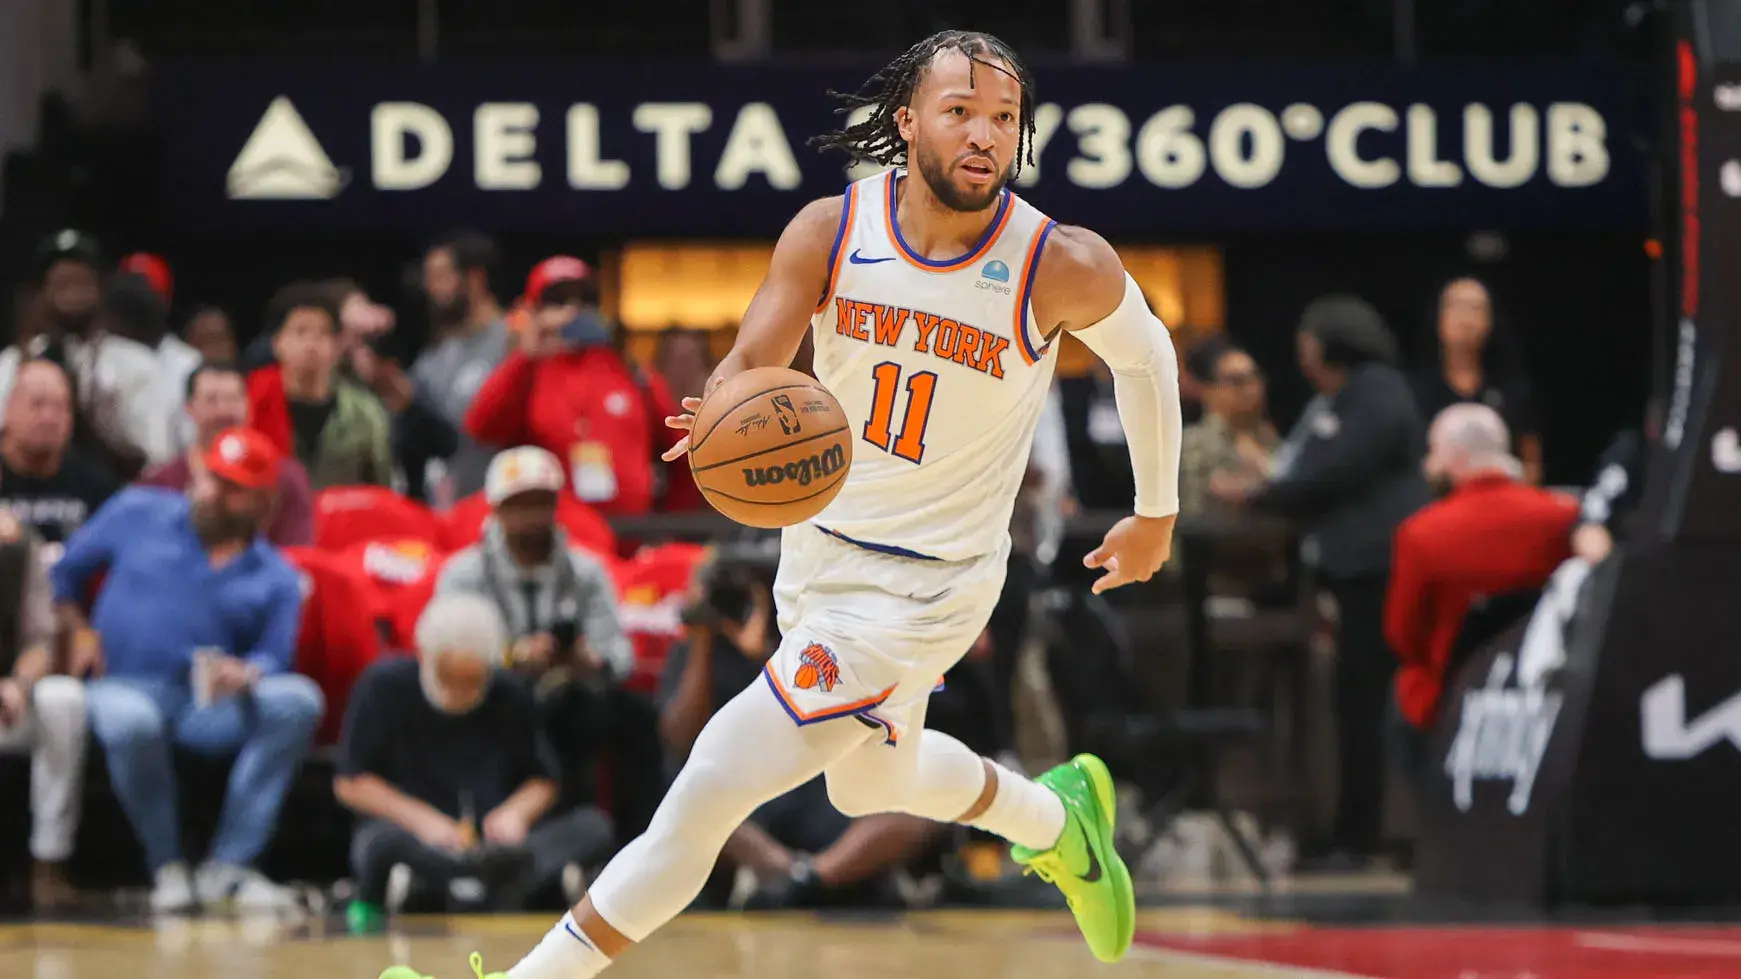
xmin=435 ymin=446 xmax=664 ymax=837
xmin=659 ymin=542 xmax=944 ymax=910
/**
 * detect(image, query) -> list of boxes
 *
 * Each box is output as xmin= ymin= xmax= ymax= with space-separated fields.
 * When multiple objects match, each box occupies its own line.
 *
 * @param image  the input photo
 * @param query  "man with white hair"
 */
xmin=333 ymin=591 xmax=614 ymax=918
xmin=1383 ymin=402 xmax=1579 ymax=769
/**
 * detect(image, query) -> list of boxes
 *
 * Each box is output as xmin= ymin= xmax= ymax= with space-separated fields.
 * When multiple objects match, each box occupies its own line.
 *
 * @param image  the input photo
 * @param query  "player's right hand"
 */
xmin=661 ymin=396 xmax=704 ymax=462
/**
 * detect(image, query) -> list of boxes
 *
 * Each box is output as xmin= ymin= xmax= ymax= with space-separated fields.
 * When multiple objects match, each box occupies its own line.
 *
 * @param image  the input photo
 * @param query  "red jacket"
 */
xmin=282 ymin=547 xmax=387 ymax=746
xmin=464 ymin=346 xmax=701 ymax=515
xmin=246 ymin=364 xmax=295 ymax=456
xmin=1384 ymin=476 xmax=1579 ymax=728
xmin=339 ymin=537 xmax=447 ymax=652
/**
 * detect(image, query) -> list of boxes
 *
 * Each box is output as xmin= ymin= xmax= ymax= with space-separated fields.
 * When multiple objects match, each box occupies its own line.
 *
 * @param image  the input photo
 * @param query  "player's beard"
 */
xmin=913 ymin=140 xmax=1008 ymax=213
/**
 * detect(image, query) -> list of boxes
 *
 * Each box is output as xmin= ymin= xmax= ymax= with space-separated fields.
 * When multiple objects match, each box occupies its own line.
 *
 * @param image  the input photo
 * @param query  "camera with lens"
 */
xmin=681 ymin=536 xmax=780 ymax=629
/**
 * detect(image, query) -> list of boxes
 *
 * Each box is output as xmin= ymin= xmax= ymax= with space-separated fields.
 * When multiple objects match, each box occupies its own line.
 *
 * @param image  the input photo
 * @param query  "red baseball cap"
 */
xmin=524 ymin=255 xmax=593 ymax=306
xmin=119 ymin=252 xmax=173 ymax=304
xmin=205 ymin=426 xmax=281 ymax=490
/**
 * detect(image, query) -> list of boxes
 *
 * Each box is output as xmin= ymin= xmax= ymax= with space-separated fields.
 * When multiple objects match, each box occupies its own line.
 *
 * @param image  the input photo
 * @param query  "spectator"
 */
xmin=435 ymin=447 xmax=656 ymax=834
xmin=0 ymin=360 xmax=118 ymax=544
xmin=465 ymin=257 xmax=688 ymax=516
xmin=1384 ymin=404 xmax=1579 ymax=772
xmin=116 ymin=255 xmax=203 ymax=446
xmin=1179 ymin=336 xmax=1278 ymax=518
xmin=0 ymin=232 xmax=171 ymax=477
xmin=334 ymin=592 xmax=613 ymax=915
xmin=246 ymin=282 xmax=394 ymax=490
xmin=411 ymin=232 xmax=510 ymax=500
xmin=0 ymin=514 xmax=87 ymax=909
xmin=339 ymin=279 xmax=460 ymax=504
xmin=1412 ymin=277 xmax=1542 ymax=483
xmin=660 ymin=553 xmax=943 ymax=909
xmin=655 ymin=328 xmax=716 ymax=404
xmin=1212 ymin=295 xmax=1431 ymax=869
xmin=184 ymin=306 xmax=238 ymax=365
xmin=52 ymin=427 xmax=321 ymax=912
xmin=137 ymin=361 xmax=316 ymax=547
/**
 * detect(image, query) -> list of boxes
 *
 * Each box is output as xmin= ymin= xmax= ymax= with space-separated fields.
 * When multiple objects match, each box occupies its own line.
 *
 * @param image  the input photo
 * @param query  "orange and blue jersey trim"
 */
xmin=883 ymin=170 xmax=1013 ymax=273
xmin=814 ymin=180 xmax=861 ymax=314
xmin=857 ymin=711 xmax=900 ymax=747
xmin=763 ymin=662 xmax=895 ymax=725
xmin=1013 ymin=219 xmax=1058 ymax=366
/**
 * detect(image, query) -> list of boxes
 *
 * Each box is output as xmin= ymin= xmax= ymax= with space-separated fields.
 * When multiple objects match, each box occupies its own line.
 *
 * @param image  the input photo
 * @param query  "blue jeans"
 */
xmin=85 ymin=674 xmax=325 ymax=872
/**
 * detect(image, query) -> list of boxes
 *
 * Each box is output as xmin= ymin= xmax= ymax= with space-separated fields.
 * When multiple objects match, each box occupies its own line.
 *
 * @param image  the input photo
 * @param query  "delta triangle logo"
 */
xmin=225 ymin=96 xmax=348 ymax=200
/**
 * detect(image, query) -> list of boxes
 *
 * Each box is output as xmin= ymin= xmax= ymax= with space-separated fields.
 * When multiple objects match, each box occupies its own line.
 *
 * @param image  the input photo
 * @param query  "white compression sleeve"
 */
xmin=1068 ymin=272 xmax=1183 ymax=518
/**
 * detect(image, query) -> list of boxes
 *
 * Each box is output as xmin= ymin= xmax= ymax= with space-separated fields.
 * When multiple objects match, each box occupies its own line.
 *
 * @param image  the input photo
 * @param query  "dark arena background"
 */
xmin=1 ymin=1 xmax=1740 ymax=977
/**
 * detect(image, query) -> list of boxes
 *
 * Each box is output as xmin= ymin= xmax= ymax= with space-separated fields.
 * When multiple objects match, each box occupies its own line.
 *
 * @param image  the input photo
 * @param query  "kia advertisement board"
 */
xmin=153 ymin=60 xmax=1649 ymax=236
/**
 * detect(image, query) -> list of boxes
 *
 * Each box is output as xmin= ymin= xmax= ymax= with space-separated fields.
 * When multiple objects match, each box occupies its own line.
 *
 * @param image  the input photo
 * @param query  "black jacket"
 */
xmin=1253 ymin=363 xmax=1432 ymax=579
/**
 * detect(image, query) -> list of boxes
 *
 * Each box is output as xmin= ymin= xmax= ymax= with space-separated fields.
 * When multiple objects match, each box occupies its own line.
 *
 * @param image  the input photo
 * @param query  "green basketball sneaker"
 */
xmin=380 ymin=952 xmax=503 ymax=979
xmin=1010 ymin=753 xmax=1136 ymax=963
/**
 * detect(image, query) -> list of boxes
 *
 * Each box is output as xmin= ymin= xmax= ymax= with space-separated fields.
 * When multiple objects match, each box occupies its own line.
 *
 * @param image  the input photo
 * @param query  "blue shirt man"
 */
xmin=54 ymin=426 xmax=324 ymax=913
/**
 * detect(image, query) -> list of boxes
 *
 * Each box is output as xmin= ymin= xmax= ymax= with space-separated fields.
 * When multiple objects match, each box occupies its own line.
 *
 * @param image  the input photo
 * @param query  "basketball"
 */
xmin=687 ymin=366 xmax=853 ymax=528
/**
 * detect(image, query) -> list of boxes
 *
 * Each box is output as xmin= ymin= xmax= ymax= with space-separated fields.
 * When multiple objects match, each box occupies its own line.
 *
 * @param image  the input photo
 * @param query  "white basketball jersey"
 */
xmin=805 ymin=169 xmax=1060 ymax=562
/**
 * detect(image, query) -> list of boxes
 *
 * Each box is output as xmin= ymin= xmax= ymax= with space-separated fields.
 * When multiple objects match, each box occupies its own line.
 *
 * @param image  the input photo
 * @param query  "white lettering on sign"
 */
xmin=372 ymin=102 xmax=453 ymax=190
xmin=715 ymin=103 xmax=801 ymax=190
xmin=475 ymin=102 xmax=541 ymax=190
xmin=239 ymin=94 xmax=1616 ymax=199
xmin=567 ymin=103 xmax=630 ymax=189
xmin=633 ymin=102 xmax=713 ymax=190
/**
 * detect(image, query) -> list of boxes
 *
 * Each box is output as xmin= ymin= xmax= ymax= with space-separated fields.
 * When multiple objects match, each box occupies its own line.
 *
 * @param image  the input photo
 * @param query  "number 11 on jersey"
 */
xmin=862 ymin=362 xmax=937 ymax=464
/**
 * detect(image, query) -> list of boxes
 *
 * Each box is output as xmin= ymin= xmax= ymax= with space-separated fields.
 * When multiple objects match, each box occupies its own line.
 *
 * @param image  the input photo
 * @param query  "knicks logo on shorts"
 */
xmin=792 ymin=642 xmax=841 ymax=693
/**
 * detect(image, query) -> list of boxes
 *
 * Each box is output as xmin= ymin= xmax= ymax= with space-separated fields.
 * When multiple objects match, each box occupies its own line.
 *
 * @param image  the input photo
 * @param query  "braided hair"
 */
xmin=811 ymin=30 xmax=1037 ymax=179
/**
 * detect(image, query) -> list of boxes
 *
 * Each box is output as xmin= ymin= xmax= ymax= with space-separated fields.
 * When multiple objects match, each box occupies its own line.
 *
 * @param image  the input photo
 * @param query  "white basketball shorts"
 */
xmin=761 ymin=521 xmax=1010 ymax=746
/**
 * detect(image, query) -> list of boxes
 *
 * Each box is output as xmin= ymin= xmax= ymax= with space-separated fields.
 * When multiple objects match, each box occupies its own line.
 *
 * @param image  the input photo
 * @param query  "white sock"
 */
xmin=967 ymin=760 xmax=1068 ymax=851
xmin=506 ymin=911 xmax=613 ymax=979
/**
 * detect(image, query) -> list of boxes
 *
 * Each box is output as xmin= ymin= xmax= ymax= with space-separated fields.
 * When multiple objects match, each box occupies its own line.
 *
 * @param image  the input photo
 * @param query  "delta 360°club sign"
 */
xmin=154 ymin=60 xmax=1648 ymax=235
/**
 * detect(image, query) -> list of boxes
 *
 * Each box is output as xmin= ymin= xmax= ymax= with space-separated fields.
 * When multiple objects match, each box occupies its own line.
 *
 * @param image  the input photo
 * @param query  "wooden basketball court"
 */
xmin=7 ymin=905 xmax=1741 ymax=979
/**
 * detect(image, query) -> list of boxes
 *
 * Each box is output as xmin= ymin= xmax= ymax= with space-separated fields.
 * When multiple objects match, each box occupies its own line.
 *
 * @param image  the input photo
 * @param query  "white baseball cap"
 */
xmin=485 ymin=446 xmax=565 ymax=505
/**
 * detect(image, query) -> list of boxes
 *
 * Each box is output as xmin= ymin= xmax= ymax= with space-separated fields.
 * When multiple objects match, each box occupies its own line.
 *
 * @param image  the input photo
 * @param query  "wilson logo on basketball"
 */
xmin=793 ymin=642 xmax=840 ymax=693
xmin=742 ymin=443 xmax=847 ymax=488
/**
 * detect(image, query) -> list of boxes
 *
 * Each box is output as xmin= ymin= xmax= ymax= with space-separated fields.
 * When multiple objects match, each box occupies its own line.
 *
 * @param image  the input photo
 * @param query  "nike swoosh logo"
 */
xmin=848 ymin=249 xmax=895 ymax=264
xmin=564 ymin=922 xmax=596 ymax=949
xmin=1079 ymin=842 xmax=1104 ymax=883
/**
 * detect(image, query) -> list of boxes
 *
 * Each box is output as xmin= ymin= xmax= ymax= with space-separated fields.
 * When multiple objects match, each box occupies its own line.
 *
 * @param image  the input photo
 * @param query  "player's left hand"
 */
xmin=661 ymin=396 xmax=704 ymax=462
xmin=1083 ymin=514 xmax=1176 ymax=594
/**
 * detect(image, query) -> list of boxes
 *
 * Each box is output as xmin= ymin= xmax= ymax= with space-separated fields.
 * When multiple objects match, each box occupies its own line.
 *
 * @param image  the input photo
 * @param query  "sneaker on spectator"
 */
xmin=150 ymin=862 xmax=197 ymax=915
xmin=385 ymin=864 xmax=414 ymax=915
xmin=560 ymin=863 xmax=587 ymax=907
xmin=195 ymin=862 xmax=301 ymax=912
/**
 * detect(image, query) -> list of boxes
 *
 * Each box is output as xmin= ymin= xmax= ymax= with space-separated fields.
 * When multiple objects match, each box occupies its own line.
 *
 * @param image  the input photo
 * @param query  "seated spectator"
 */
xmin=1384 ymin=403 xmax=1579 ymax=773
xmin=435 ymin=447 xmax=656 ymax=835
xmin=0 ymin=514 xmax=87 ymax=909
xmin=137 ymin=361 xmax=316 ymax=547
xmin=1179 ymin=336 xmax=1277 ymax=518
xmin=0 ymin=231 xmax=171 ymax=478
xmin=660 ymin=555 xmax=944 ymax=909
xmin=334 ymin=592 xmax=613 ymax=915
xmin=0 ymin=359 xmax=118 ymax=545
xmin=464 ymin=257 xmax=688 ymax=515
xmin=246 ymin=282 xmax=394 ymax=490
xmin=440 ymin=486 xmax=616 ymax=560
xmin=183 ymin=306 xmax=238 ymax=365
xmin=51 ymin=427 xmax=322 ymax=913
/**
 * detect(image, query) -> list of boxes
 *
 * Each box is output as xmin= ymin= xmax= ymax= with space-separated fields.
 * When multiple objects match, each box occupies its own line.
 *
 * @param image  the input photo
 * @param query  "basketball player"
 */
xmin=384 ymin=30 xmax=1180 ymax=979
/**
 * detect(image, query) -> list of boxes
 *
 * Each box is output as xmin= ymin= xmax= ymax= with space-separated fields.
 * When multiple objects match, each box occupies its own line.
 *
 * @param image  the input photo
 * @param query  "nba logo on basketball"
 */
xmin=793 ymin=642 xmax=840 ymax=692
xmin=771 ymin=394 xmax=801 ymax=435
